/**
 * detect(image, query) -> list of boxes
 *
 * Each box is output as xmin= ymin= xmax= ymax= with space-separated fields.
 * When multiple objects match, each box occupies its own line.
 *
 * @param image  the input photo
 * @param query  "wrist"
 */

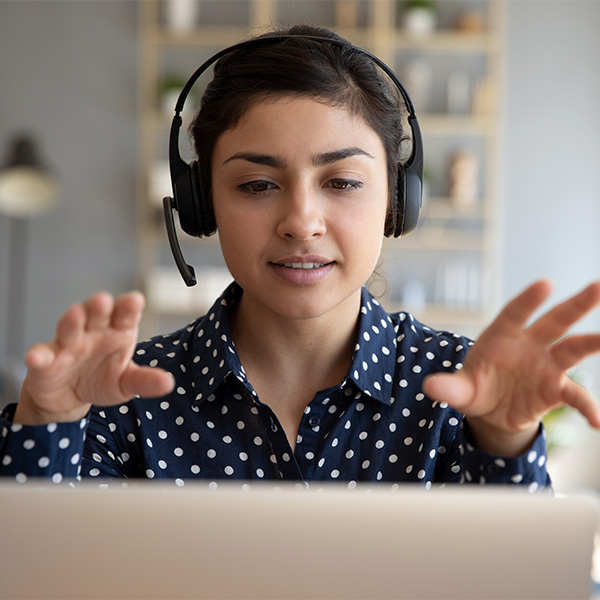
xmin=464 ymin=417 xmax=540 ymax=458
xmin=14 ymin=389 xmax=90 ymax=426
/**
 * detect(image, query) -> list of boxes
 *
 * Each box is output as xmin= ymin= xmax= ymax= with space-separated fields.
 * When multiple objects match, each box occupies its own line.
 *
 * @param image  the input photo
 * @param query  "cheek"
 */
xmin=214 ymin=200 xmax=267 ymax=243
xmin=335 ymin=198 xmax=387 ymax=269
xmin=212 ymin=201 xmax=269 ymax=281
xmin=358 ymin=188 xmax=388 ymax=266
xmin=340 ymin=185 xmax=388 ymax=237
xmin=216 ymin=230 xmax=251 ymax=285
xmin=215 ymin=214 xmax=247 ymax=257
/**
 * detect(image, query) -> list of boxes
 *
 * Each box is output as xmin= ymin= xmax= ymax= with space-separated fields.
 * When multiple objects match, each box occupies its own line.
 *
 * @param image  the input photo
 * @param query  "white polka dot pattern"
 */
xmin=0 ymin=284 xmax=550 ymax=491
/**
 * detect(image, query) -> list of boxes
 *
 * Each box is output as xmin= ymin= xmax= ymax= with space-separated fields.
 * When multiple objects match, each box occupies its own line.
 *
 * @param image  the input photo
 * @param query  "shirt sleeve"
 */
xmin=0 ymin=403 xmax=89 ymax=483
xmin=459 ymin=419 xmax=551 ymax=491
xmin=79 ymin=406 xmax=134 ymax=479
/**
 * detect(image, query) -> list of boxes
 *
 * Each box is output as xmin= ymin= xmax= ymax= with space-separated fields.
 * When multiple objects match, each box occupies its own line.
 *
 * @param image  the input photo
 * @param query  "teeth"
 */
xmin=282 ymin=262 xmax=325 ymax=270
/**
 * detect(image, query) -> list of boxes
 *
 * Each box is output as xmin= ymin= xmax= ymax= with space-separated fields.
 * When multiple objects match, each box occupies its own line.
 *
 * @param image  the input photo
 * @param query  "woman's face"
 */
xmin=211 ymin=94 xmax=389 ymax=324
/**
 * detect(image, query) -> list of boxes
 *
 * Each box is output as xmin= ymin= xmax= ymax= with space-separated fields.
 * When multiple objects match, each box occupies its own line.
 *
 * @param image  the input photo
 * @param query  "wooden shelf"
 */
xmin=420 ymin=114 xmax=499 ymax=136
xmin=392 ymin=31 xmax=499 ymax=53
xmin=147 ymin=26 xmax=254 ymax=47
xmin=384 ymin=230 xmax=484 ymax=252
xmin=148 ymin=28 xmax=497 ymax=52
xmin=421 ymin=197 xmax=490 ymax=222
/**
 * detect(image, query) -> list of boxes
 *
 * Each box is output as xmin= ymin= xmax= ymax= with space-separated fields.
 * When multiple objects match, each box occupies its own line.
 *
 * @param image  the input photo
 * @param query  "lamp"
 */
xmin=0 ymin=135 xmax=59 ymax=218
xmin=0 ymin=134 xmax=60 ymax=407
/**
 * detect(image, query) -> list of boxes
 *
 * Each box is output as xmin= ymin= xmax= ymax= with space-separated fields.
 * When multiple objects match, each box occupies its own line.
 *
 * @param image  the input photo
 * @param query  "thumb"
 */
xmin=119 ymin=364 xmax=175 ymax=401
xmin=422 ymin=372 xmax=476 ymax=412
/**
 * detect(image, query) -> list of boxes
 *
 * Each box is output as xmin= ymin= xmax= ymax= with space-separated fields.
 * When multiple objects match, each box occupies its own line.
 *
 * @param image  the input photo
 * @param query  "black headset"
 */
xmin=163 ymin=35 xmax=424 ymax=286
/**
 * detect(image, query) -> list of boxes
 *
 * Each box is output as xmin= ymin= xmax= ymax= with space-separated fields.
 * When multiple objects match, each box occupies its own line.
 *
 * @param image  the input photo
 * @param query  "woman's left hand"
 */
xmin=423 ymin=280 xmax=600 ymax=457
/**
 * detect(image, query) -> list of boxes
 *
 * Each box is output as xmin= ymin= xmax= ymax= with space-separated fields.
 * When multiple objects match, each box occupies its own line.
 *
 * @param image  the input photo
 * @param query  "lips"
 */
xmin=280 ymin=262 xmax=327 ymax=270
xmin=269 ymin=256 xmax=335 ymax=284
xmin=270 ymin=255 xmax=334 ymax=269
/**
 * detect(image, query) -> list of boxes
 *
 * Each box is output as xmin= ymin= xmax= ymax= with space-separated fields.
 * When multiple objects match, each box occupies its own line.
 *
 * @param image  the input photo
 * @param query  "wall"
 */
xmin=503 ymin=0 xmax=600 ymax=382
xmin=504 ymin=0 xmax=600 ymax=303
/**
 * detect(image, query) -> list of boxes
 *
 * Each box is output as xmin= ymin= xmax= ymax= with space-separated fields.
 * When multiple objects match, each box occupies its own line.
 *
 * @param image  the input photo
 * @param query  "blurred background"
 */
xmin=0 ymin=0 xmax=599 ymax=489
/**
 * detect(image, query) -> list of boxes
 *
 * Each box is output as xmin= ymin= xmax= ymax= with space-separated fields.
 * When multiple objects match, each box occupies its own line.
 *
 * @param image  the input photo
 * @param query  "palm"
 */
xmin=18 ymin=292 xmax=173 ymax=423
xmin=424 ymin=281 xmax=600 ymax=450
xmin=456 ymin=322 xmax=573 ymax=431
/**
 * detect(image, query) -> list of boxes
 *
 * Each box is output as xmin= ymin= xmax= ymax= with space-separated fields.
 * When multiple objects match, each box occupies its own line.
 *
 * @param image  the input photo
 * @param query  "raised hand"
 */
xmin=423 ymin=280 xmax=600 ymax=457
xmin=14 ymin=292 xmax=174 ymax=425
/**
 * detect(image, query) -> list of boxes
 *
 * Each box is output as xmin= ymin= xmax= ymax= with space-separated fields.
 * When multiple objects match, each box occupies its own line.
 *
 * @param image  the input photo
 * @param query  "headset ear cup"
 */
xmin=401 ymin=166 xmax=422 ymax=236
xmin=190 ymin=160 xmax=217 ymax=237
xmin=390 ymin=164 xmax=421 ymax=237
xmin=173 ymin=162 xmax=199 ymax=238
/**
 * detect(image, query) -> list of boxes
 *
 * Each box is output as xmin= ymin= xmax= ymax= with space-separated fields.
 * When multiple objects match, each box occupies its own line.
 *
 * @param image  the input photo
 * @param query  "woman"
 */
xmin=1 ymin=25 xmax=599 ymax=487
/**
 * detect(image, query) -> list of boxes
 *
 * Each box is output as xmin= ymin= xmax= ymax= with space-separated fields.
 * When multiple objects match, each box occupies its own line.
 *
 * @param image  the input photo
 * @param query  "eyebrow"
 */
xmin=313 ymin=147 xmax=375 ymax=166
xmin=222 ymin=147 xmax=374 ymax=168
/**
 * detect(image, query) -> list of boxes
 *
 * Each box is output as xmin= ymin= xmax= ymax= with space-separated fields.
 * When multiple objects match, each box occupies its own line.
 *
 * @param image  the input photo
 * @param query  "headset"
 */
xmin=163 ymin=35 xmax=424 ymax=286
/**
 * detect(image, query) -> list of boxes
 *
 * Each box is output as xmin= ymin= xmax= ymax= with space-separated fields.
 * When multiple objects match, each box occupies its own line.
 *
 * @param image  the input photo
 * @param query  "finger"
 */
xmin=84 ymin=292 xmax=114 ymax=332
xmin=111 ymin=291 xmax=145 ymax=331
xmin=24 ymin=342 xmax=56 ymax=370
xmin=528 ymin=281 xmax=600 ymax=344
xmin=118 ymin=364 xmax=175 ymax=401
xmin=551 ymin=334 xmax=600 ymax=371
xmin=422 ymin=372 xmax=476 ymax=412
xmin=56 ymin=303 xmax=86 ymax=348
xmin=561 ymin=378 xmax=600 ymax=429
xmin=484 ymin=280 xmax=553 ymax=337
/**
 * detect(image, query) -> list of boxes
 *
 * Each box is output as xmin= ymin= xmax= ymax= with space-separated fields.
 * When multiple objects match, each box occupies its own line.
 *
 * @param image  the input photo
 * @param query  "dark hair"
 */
xmin=188 ymin=24 xmax=406 ymax=235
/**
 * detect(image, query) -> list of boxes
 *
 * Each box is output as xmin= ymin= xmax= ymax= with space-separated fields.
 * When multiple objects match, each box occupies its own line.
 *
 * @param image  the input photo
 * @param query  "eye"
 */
xmin=237 ymin=180 xmax=277 ymax=194
xmin=326 ymin=179 xmax=363 ymax=191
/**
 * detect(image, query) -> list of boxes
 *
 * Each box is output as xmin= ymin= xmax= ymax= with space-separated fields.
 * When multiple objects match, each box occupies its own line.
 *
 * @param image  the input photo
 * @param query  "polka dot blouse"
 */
xmin=0 ymin=283 xmax=549 ymax=490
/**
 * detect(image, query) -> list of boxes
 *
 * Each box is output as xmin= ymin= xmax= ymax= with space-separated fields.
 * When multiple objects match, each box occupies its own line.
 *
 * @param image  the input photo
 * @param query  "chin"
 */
xmin=258 ymin=286 xmax=362 ymax=323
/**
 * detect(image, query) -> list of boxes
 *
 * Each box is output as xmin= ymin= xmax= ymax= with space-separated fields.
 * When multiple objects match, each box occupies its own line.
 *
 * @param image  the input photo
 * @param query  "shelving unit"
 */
xmin=136 ymin=0 xmax=506 ymax=340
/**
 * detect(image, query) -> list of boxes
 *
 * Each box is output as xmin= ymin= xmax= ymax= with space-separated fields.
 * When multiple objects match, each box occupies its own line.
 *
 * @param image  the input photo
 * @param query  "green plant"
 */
xmin=405 ymin=0 xmax=436 ymax=10
xmin=159 ymin=75 xmax=187 ymax=97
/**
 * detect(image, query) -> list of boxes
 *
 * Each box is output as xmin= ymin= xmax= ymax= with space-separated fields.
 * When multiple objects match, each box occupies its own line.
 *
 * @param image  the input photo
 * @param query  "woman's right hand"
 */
xmin=14 ymin=291 xmax=175 ymax=425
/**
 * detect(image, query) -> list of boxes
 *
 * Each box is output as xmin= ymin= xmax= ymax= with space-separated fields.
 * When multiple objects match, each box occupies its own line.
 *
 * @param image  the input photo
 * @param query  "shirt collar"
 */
xmin=190 ymin=282 xmax=248 ymax=406
xmin=345 ymin=287 xmax=397 ymax=406
xmin=190 ymin=283 xmax=397 ymax=407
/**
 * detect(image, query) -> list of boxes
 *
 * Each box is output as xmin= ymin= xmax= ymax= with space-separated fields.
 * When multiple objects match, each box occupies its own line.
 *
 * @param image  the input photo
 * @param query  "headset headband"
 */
xmin=169 ymin=35 xmax=422 ymax=185
xmin=174 ymin=35 xmax=417 ymax=115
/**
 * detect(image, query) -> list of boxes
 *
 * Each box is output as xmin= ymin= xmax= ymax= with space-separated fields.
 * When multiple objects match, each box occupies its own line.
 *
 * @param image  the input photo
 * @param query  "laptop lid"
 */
xmin=0 ymin=482 xmax=597 ymax=599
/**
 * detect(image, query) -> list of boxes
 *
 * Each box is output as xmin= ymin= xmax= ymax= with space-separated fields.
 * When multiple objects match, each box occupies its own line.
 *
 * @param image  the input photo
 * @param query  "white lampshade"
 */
xmin=0 ymin=166 xmax=59 ymax=218
xmin=0 ymin=135 xmax=60 ymax=219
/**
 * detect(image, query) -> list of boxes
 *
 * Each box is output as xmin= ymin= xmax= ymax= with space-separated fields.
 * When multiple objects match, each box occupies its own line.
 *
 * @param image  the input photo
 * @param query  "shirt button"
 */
xmin=486 ymin=463 xmax=500 ymax=475
xmin=308 ymin=416 xmax=320 ymax=428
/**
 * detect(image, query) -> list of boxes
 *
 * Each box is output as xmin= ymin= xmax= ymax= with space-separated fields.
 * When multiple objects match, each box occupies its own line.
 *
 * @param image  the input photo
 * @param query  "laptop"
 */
xmin=0 ymin=481 xmax=597 ymax=599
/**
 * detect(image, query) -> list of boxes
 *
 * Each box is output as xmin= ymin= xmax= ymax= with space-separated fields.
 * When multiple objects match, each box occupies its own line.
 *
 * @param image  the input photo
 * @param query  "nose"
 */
xmin=276 ymin=185 xmax=327 ymax=240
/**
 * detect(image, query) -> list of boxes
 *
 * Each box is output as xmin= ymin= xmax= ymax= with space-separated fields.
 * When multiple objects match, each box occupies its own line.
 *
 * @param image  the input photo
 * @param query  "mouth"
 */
xmin=269 ymin=257 xmax=335 ymax=284
xmin=278 ymin=262 xmax=328 ymax=270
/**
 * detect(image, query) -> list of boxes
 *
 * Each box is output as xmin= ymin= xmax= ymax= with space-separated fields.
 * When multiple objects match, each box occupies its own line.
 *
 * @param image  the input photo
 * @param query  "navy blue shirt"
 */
xmin=0 ymin=283 xmax=549 ymax=490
